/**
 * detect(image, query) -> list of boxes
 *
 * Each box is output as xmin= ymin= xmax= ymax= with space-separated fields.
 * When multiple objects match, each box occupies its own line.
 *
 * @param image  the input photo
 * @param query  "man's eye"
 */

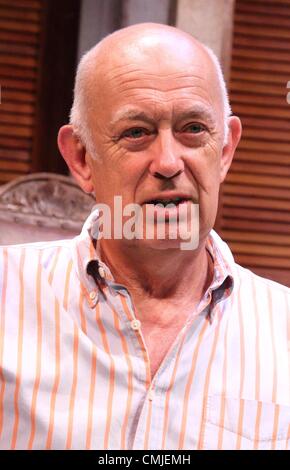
xmin=121 ymin=128 xmax=148 ymax=139
xmin=183 ymin=123 xmax=205 ymax=134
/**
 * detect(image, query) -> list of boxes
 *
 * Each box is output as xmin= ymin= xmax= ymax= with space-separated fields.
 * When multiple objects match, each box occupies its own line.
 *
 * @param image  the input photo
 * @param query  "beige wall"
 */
xmin=77 ymin=0 xmax=235 ymax=79
xmin=176 ymin=0 xmax=235 ymax=80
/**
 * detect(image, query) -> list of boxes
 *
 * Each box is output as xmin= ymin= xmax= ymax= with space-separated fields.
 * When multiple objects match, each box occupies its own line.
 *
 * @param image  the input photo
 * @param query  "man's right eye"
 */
xmin=121 ymin=127 xmax=149 ymax=139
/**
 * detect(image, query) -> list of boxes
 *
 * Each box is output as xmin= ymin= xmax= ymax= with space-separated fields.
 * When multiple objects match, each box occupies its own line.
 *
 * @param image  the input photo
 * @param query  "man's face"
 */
xmin=85 ymin=36 xmax=228 ymax=248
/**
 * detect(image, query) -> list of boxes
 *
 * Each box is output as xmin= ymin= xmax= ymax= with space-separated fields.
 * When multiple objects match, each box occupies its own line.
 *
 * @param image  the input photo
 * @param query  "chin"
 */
xmin=131 ymin=235 xmax=200 ymax=252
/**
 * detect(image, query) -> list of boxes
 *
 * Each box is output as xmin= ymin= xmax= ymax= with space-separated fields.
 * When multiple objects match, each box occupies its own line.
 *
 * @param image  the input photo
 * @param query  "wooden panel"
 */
xmin=224 ymin=183 xmax=290 ymax=200
xmin=218 ymin=1 xmax=290 ymax=287
xmin=0 ymin=0 xmax=42 ymax=9
xmin=233 ymin=150 xmax=290 ymax=165
xmin=236 ymin=1 xmax=290 ymax=18
xmin=0 ymin=0 xmax=80 ymax=184
xmin=0 ymin=5 xmax=40 ymax=21
xmin=0 ymin=113 xmax=34 ymax=126
xmin=0 ymin=0 xmax=42 ymax=184
xmin=0 ymin=159 xmax=30 ymax=171
xmin=0 ymin=29 xmax=39 ymax=45
xmin=0 ymin=148 xmax=30 ymax=161
xmin=226 ymin=173 xmax=290 ymax=189
xmin=1 ymin=101 xmax=34 ymax=114
xmin=221 ymin=218 xmax=290 ymax=235
xmin=233 ymin=254 xmax=290 ymax=270
xmin=223 ymin=230 xmax=290 ymax=245
xmin=230 ymin=162 xmax=290 ymax=177
xmin=0 ymin=136 xmax=32 ymax=149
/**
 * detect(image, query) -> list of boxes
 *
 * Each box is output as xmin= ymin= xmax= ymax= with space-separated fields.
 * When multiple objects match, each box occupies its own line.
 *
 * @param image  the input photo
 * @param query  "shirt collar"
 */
xmin=203 ymin=230 xmax=235 ymax=321
xmin=73 ymin=208 xmax=235 ymax=310
xmin=72 ymin=207 xmax=113 ymax=307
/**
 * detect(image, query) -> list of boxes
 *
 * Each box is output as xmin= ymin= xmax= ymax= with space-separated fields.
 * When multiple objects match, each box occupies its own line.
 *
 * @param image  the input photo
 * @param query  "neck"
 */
xmin=99 ymin=238 xmax=213 ymax=302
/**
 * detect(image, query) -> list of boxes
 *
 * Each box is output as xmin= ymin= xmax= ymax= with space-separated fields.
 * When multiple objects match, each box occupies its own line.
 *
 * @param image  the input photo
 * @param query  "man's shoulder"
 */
xmin=0 ymin=238 xmax=74 ymax=271
xmin=0 ymin=237 xmax=73 ymax=253
xmin=209 ymin=229 xmax=290 ymax=301
xmin=236 ymin=262 xmax=290 ymax=298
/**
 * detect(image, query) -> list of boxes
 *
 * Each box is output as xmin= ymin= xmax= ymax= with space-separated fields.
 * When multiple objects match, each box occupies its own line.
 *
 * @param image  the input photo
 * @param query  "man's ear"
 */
xmin=58 ymin=125 xmax=94 ymax=193
xmin=220 ymin=116 xmax=242 ymax=183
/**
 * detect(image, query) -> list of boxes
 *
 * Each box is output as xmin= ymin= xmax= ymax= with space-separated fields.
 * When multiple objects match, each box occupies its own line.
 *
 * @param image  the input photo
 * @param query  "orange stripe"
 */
xmin=238 ymin=286 xmax=245 ymax=398
xmin=253 ymin=401 xmax=262 ymax=450
xmin=286 ymin=424 xmax=290 ymax=450
xmin=236 ymin=284 xmax=246 ymax=449
xmin=11 ymin=248 xmax=26 ymax=450
xmin=197 ymin=306 xmax=222 ymax=450
xmin=218 ymin=395 xmax=226 ymax=450
xmin=178 ymin=317 xmax=209 ymax=450
xmin=161 ymin=328 xmax=188 ymax=449
xmin=0 ymin=248 xmax=8 ymax=438
xmin=267 ymin=287 xmax=277 ymax=403
xmin=120 ymin=295 xmax=151 ymax=389
xmin=89 ymin=239 xmax=95 ymax=259
xmin=45 ymin=298 xmax=61 ymax=449
xmin=106 ymin=298 xmax=134 ymax=450
xmin=95 ymin=303 xmax=115 ymax=449
xmin=48 ymin=247 xmax=61 ymax=285
xmin=28 ymin=251 xmax=43 ymax=449
xmin=86 ymin=344 xmax=97 ymax=449
xmin=66 ymin=323 xmax=79 ymax=449
xmin=253 ymin=283 xmax=260 ymax=402
xmin=217 ymin=298 xmax=232 ymax=450
xmin=144 ymin=398 xmax=153 ymax=450
xmin=63 ymin=259 xmax=73 ymax=311
xmin=271 ymin=404 xmax=279 ymax=450
xmin=78 ymin=289 xmax=87 ymax=335
xmin=235 ymin=398 xmax=245 ymax=450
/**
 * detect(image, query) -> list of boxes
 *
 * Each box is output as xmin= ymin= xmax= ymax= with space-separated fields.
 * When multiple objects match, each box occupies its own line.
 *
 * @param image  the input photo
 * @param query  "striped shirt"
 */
xmin=0 ymin=209 xmax=290 ymax=450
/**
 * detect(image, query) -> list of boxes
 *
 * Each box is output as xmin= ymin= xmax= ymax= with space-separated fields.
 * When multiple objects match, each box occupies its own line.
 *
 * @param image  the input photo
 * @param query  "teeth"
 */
xmin=150 ymin=198 xmax=184 ymax=206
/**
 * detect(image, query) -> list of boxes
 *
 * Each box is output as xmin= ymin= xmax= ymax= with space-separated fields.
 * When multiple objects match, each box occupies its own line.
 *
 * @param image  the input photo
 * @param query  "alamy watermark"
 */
xmin=91 ymin=196 xmax=199 ymax=250
xmin=287 ymin=81 xmax=290 ymax=104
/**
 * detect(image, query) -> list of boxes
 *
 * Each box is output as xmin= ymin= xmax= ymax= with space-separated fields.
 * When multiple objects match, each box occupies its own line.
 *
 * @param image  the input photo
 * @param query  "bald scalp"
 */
xmin=70 ymin=23 xmax=231 ymax=156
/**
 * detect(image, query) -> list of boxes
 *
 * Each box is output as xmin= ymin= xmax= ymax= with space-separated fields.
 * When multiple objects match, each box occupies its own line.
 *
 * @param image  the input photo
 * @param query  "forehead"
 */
xmin=87 ymin=38 xmax=223 ymax=124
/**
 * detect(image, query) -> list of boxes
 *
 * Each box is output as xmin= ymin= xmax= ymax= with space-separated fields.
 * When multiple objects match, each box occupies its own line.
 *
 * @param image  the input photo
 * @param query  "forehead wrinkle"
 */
xmin=106 ymin=67 xmax=209 ymax=81
xmin=113 ymin=84 xmax=214 ymax=100
xmin=106 ymin=71 xmax=209 ymax=89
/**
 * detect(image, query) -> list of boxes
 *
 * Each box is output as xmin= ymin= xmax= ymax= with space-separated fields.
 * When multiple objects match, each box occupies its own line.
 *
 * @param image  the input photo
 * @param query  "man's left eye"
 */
xmin=122 ymin=128 xmax=148 ymax=139
xmin=183 ymin=123 xmax=205 ymax=134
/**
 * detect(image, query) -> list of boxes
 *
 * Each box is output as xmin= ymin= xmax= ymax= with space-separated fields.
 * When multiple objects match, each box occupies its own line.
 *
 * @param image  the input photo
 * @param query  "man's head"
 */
xmin=58 ymin=23 xmax=241 ymax=248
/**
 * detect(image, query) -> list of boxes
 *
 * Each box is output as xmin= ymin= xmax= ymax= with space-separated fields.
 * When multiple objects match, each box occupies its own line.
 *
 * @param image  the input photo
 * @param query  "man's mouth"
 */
xmin=144 ymin=197 xmax=191 ymax=207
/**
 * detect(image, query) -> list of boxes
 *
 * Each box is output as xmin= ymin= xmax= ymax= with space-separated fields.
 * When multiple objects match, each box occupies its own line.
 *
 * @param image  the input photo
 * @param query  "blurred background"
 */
xmin=0 ymin=0 xmax=289 ymax=286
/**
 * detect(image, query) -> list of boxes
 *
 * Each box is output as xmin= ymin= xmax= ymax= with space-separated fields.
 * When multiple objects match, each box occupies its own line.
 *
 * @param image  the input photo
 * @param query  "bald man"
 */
xmin=0 ymin=24 xmax=290 ymax=451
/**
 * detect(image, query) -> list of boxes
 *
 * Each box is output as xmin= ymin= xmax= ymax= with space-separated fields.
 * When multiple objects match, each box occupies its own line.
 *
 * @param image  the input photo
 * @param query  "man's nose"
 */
xmin=149 ymin=130 xmax=184 ymax=179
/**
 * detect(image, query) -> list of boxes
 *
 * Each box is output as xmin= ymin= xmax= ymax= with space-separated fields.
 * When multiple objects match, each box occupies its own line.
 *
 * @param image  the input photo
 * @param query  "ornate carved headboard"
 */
xmin=0 ymin=173 xmax=95 ymax=245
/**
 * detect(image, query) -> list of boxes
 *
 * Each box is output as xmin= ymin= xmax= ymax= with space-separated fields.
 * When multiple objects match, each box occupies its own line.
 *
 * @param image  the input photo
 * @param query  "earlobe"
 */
xmin=220 ymin=116 xmax=242 ymax=183
xmin=58 ymin=125 xmax=94 ymax=193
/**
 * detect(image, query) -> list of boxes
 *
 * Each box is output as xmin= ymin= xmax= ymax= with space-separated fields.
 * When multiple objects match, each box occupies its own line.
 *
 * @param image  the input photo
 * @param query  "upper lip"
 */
xmin=142 ymin=193 xmax=193 ymax=204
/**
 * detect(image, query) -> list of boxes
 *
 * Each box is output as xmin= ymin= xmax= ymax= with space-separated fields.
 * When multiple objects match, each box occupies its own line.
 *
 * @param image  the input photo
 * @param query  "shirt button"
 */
xmin=89 ymin=291 xmax=97 ymax=300
xmin=98 ymin=266 xmax=105 ymax=278
xmin=130 ymin=319 xmax=141 ymax=331
xmin=148 ymin=388 xmax=154 ymax=401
